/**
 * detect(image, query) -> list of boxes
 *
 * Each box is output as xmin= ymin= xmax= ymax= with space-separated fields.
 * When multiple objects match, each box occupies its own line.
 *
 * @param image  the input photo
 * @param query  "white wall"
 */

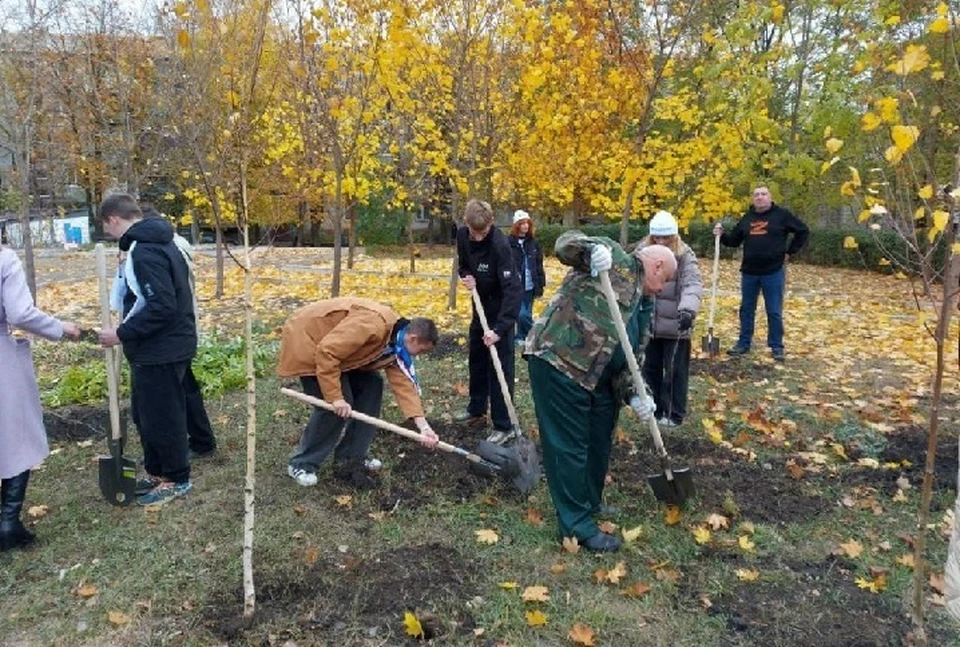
xmin=4 ymin=215 xmax=90 ymax=246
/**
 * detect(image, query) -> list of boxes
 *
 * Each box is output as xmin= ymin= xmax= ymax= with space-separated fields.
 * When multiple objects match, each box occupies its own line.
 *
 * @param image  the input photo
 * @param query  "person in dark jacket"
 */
xmin=98 ymin=193 xmax=197 ymax=506
xmin=714 ymin=186 xmax=809 ymax=361
xmin=455 ymin=199 xmax=522 ymax=445
xmin=508 ymin=209 xmax=546 ymax=346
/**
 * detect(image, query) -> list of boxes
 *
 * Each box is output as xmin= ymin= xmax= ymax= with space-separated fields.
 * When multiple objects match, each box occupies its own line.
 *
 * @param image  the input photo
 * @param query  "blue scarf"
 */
xmin=384 ymin=325 xmax=421 ymax=395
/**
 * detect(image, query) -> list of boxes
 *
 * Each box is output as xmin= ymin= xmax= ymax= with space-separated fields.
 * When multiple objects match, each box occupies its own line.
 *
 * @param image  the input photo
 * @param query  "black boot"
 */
xmin=0 ymin=470 xmax=36 ymax=552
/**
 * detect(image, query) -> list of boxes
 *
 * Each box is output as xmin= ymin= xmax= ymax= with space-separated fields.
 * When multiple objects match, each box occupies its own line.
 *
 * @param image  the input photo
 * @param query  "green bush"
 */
xmin=536 ymin=221 xmax=948 ymax=275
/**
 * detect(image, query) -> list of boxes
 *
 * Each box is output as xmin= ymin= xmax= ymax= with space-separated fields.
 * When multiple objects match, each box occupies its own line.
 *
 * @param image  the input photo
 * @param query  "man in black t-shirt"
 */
xmin=714 ymin=187 xmax=809 ymax=362
xmin=455 ymin=200 xmax=522 ymax=444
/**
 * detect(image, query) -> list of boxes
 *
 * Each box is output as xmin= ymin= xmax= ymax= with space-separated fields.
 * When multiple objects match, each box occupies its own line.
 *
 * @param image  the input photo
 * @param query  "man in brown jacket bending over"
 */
xmin=278 ymin=297 xmax=440 ymax=489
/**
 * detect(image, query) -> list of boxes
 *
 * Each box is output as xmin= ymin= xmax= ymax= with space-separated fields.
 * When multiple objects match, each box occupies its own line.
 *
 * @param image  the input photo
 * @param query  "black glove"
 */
xmin=678 ymin=310 xmax=694 ymax=332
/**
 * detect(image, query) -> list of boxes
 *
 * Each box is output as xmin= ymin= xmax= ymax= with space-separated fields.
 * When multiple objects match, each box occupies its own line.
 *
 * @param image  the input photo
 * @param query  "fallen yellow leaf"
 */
xmin=403 ymin=610 xmax=424 ymax=639
xmin=499 ymin=581 xmax=518 ymax=590
xmin=107 ymin=611 xmax=130 ymax=626
xmin=26 ymin=505 xmax=49 ymax=519
xmin=568 ymin=622 xmax=597 ymax=646
xmin=475 ymin=529 xmax=499 ymax=545
xmin=521 ymin=585 xmax=550 ymax=602
xmin=561 ymin=536 xmax=581 ymax=554
xmin=692 ymin=526 xmax=712 ymax=545
xmin=738 ymin=535 xmax=756 ymax=552
xmin=839 ymin=539 xmax=864 ymax=559
xmin=664 ymin=506 xmax=682 ymax=526
xmin=621 ymin=525 xmax=643 ymax=543
xmin=736 ymin=568 xmax=760 ymax=581
xmin=76 ymin=584 xmax=99 ymax=599
xmin=706 ymin=513 xmax=730 ymax=530
xmin=896 ymin=554 xmax=916 ymax=569
xmin=525 ymin=609 xmax=548 ymax=626
xmin=620 ymin=581 xmax=652 ymax=598
xmin=855 ymin=573 xmax=888 ymax=593
xmin=333 ymin=495 xmax=352 ymax=508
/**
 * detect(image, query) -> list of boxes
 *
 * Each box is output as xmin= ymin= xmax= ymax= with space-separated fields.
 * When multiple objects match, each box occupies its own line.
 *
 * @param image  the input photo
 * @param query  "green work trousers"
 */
xmin=528 ymin=355 xmax=624 ymax=541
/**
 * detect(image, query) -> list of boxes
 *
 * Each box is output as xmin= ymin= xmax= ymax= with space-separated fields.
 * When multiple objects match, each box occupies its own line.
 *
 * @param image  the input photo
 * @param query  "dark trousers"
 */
xmin=641 ymin=337 xmax=691 ymax=424
xmin=184 ymin=366 xmax=216 ymax=453
xmin=517 ymin=290 xmax=536 ymax=342
xmin=738 ymin=267 xmax=785 ymax=351
xmin=131 ymin=361 xmax=190 ymax=483
xmin=529 ymin=356 xmax=618 ymax=540
xmin=467 ymin=319 xmax=515 ymax=431
xmin=289 ymin=372 xmax=383 ymax=470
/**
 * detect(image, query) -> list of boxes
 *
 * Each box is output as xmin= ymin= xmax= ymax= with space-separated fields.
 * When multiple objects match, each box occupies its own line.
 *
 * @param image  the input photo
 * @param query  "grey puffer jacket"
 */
xmin=637 ymin=239 xmax=703 ymax=340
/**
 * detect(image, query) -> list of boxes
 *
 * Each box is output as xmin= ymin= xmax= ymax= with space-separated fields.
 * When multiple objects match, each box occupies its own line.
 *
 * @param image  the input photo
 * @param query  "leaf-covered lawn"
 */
xmin=2 ymin=247 xmax=958 ymax=645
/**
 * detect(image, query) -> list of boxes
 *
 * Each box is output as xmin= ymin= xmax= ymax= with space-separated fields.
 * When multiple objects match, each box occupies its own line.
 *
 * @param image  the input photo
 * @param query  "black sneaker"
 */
xmin=583 ymin=532 xmax=622 ymax=553
xmin=333 ymin=459 xmax=378 ymax=490
xmin=727 ymin=345 xmax=750 ymax=356
xmin=135 ymin=475 xmax=163 ymax=496
xmin=772 ymin=349 xmax=785 ymax=362
xmin=189 ymin=448 xmax=217 ymax=460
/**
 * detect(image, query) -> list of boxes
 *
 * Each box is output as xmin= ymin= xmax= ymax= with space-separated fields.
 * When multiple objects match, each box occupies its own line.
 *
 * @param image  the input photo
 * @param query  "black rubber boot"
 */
xmin=0 ymin=470 xmax=36 ymax=552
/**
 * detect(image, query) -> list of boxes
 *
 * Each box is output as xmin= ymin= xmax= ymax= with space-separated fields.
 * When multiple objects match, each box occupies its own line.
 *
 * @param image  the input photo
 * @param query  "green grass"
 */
xmin=1 ymin=347 xmax=959 ymax=646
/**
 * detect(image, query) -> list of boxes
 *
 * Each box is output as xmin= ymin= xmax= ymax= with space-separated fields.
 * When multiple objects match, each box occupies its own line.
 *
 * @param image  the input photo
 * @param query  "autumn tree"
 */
xmin=829 ymin=3 xmax=959 ymax=639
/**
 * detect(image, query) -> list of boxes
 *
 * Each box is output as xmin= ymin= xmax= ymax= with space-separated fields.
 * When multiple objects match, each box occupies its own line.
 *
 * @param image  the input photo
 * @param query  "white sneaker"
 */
xmin=363 ymin=457 xmax=382 ymax=471
xmin=658 ymin=417 xmax=678 ymax=428
xmin=287 ymin=465 xmax=318 ymax=487
xmin=486 ymin=429 xmax=517 ymax=445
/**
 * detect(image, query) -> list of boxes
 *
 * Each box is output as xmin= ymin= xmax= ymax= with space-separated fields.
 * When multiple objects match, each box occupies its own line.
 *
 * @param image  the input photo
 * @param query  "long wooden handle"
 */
xmin=469 ymin=287 xmax=521 ymax=430
xmin=95 ymin=244 xmax=122 ymax=444
xmin=707 ymin=232 xmax=721 ymax=331
xmin=597 ymin=270 xmax=669 ymax=462
xmin=280 ymin=387 xmax=481 ymax=462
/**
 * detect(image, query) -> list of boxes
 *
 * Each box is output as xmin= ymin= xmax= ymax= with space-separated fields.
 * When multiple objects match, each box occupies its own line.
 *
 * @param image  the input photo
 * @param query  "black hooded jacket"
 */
xmin=116 ymin=218 xmax=197 ymax=364
xmin=457 ymin=225 xmax=521 ymax=338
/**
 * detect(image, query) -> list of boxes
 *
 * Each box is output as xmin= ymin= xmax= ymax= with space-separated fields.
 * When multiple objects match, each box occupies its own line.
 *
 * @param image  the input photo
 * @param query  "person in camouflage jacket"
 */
xmin=524 ymin=231 xmax=677 ymax=552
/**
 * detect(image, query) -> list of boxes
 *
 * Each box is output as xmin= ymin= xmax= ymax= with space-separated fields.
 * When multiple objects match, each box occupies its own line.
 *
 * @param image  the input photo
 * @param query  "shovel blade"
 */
xmin=98 ymin=456 xmax=137 ymax=506
xmin=701 ymin=334 xmax=720 ymax=357
xmin=647 ymin=467 xmax=695 ymax=507
xmin=473 ymin=440 xmax=522 ymax=479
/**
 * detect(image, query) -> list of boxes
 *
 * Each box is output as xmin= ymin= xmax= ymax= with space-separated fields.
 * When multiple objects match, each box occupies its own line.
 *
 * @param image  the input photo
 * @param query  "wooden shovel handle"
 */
xmin=468 ymin=287 xmax=521 ymax=430
xmin=95 ymin=244 xmax=122 ymax=444
xmin=597 ymin=270 xmax=670 ymax=463
xmin=707 ymin=232 xmax=721 ymax=331
xmin=279 ymin=387 xmax=479 ymax=461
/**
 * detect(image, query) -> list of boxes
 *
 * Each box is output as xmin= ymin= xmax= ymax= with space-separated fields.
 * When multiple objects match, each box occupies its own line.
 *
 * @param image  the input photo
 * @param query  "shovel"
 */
xmin=701 ymin=230 xmax=721 ymax=357
xmin=468 ymin=287 xmax=540 ymax=495
xmin=280 ymin=388 xmax=538 ymax=495
xmin=95 ymin=244 xmax=137 ymax=506
xmin=598 ymin=269 xmax=695 ymax=506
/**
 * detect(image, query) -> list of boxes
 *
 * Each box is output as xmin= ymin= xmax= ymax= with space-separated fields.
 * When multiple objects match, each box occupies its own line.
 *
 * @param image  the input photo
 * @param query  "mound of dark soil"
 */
xmin=609 ymin=435 xmax=831 ymax=523
xmin=208 ymin=543 xmax=477 ymax=643
xmin=709 ymin=556 xmax=912 ymax=646
xmin=43 ymin=404 xmax=126 ymax=442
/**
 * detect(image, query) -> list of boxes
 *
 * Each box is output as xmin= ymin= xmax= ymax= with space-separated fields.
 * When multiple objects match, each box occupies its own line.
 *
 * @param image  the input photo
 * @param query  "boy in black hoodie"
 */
xmin=455 ymin=199 xmax=522 ymax=444
xmin=98 ymin=194 xmax=197 ymax=506
xmin=714 ymin=186 xmax=809 ymax=361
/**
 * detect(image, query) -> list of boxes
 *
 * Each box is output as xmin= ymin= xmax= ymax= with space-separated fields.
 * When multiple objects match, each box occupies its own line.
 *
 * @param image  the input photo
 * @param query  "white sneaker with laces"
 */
xmin=486 ymin=429 xmax=516 ymax=445
xmin=287 ymin=465 xmax=318 ymax=487
xmin=363 ymin=457 xmax=382 ymax=471
xmin=658 ymin=417 xmax=678 ymax=428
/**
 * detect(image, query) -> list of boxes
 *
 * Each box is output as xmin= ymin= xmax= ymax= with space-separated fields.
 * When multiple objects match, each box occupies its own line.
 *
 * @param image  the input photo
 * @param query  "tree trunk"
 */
xmin=447 ymin=191 xmax=461 ymax=309
xmin=620 ymin=180 xmax=637 ymax=247
xmin=408 ymin=209 xmax=416 ymax=273
xmin=347 ymin=201 xmax=356 ymax=270
xmin=239 ymin=164 xmax=257 ymax=620
xmin=215 ymin=224 xmax=225 ymax=299
xmin=298 ymin=200 xmax=311 ymax=247
xmin=911 ymin=220 xmax=958 ymax=639
xmin=331 ymin=172 xmax=343 ymax=297
xmin=17 ymin=158 xmax=37 ymax=300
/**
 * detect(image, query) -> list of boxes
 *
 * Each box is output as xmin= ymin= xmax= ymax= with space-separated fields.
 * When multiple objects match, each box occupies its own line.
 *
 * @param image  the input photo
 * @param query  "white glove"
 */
xmin=629 ymin=393 xmax=656 ymax=422
xmin=590 ymin=244 xmax=613 ymax=277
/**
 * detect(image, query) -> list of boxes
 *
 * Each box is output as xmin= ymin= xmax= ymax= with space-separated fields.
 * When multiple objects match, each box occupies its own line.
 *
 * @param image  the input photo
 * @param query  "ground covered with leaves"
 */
xmin=1 ymin=247 xmax=958 ymax=646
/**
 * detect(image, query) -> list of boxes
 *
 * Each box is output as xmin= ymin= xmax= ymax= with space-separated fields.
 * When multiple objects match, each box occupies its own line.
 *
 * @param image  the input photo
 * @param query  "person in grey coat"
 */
xmin=638 ymin=211 xmax=703 ymax=427
xmin=0 ymin=247 xmax=79 ymax=551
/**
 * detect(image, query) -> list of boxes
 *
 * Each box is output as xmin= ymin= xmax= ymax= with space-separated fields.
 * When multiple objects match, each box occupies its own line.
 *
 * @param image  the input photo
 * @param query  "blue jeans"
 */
xmin=738 ymin=267 xmax=785 ymax=351
xmin=517 ymin=289 xmax=535 ymax=343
